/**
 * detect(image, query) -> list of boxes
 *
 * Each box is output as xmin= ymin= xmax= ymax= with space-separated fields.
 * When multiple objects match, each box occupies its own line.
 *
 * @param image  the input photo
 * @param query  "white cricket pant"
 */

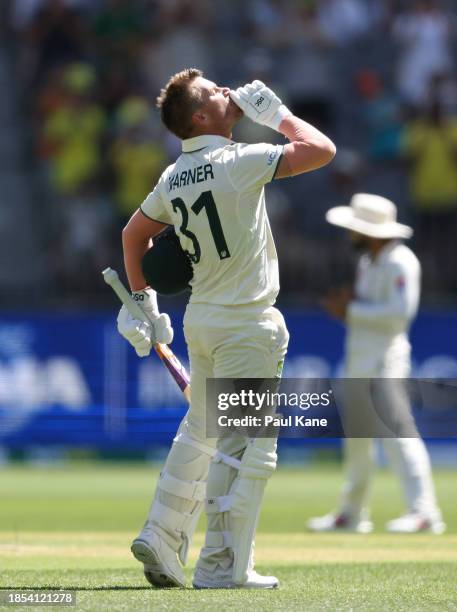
xmin=183 ymin=302 xmax=289 ymax=439
xmin=184 ymin=302 xmax=289 ymax=573
xmin=145 ymin=302 xmax=288 ymax=570
xmin=340 ymin=437 xmax=439 ymax=518
xmin=339 ymin=360 xmax=440 ymax=520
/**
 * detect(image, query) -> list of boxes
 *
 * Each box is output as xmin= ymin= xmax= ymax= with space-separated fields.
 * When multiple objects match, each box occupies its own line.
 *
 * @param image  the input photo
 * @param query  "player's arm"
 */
xmin=275 ymin=116 xmax=336 ymax=178
xmin=122 ymin=208 xmax=168 ymax=291
xmin=230 ymin=80 xmax=336 ymax=179
xmin=117 ymin=191 xmax=173 ymax=357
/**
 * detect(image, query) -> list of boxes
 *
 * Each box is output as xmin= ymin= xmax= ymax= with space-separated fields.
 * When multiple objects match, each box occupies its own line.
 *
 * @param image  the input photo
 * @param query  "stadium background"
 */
xmin=0 ymin=0 xmax=456 ymax=460
xmin=1 ymin=2 xmax=457 ymax=609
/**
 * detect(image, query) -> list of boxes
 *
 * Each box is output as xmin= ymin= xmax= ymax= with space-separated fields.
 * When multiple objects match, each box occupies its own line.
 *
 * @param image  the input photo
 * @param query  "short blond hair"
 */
xmin=156 ymin=68 xmax=204 ymax=139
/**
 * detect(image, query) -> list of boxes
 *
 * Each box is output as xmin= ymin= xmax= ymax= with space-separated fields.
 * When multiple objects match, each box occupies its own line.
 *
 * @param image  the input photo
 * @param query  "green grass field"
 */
xmin=1 ymin=463 xmax=457 ymax=611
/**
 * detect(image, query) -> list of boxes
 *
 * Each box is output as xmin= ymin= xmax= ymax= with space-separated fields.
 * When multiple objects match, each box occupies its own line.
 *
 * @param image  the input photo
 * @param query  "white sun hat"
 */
xmin=326 ymin=193 xmax=413 ymax=239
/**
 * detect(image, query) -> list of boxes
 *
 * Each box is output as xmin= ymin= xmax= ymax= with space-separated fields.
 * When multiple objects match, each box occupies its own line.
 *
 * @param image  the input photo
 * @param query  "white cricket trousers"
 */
xmin=184 ymin=302 xmax=289 ymax=573
xmin=182 ymin=302 xmax=289 ymax=442
xmin=148 ymin=301 xmax=288 ymax=571
xmin=340 ymin=361 xmax=440 ymax=520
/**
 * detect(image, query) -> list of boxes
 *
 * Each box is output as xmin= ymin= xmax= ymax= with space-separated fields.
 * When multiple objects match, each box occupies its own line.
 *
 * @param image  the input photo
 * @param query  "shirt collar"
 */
xmin=374 ymin=240 xmax=400 ymax=263
xmin=182 ymin=134 xmax=233 ymax=153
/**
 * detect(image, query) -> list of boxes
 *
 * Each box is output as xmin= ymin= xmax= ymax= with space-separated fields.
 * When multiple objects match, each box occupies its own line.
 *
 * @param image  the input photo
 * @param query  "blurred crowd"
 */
xmin=4 ymin=0 xmax=457 ymax=303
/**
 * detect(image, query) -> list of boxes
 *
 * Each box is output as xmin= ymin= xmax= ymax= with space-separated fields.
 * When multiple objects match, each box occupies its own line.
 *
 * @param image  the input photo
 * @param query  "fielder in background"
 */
xmin=308 ymin=193 xmax=445 ymax=535
xmin=117 ymin=69 xmax=336 ymax=588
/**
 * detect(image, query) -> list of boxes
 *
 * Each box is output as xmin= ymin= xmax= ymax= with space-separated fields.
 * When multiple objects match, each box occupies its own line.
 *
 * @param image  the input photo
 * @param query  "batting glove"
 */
xmin=229 ymin=80 xmax=292 ymax=131
xmin=117 ymin=288 xmax=174 ymax=357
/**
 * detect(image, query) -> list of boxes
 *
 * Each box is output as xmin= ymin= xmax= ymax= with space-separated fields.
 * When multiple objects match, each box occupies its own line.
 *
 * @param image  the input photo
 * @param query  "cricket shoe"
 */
xmin=307 ymin=512 xmax=373 ymax=534
xmin=386 ymin=513 xmax=446 ymax=534
xmin=131 ymin=525 xmax=186 ymax=588
xmin=193 ymin=567 xmax=279 ymax=589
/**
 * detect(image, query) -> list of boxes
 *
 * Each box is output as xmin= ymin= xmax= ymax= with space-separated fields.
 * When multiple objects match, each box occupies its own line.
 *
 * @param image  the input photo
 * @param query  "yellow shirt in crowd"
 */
xmin=403 ymin=118 xmax=457 ymax=211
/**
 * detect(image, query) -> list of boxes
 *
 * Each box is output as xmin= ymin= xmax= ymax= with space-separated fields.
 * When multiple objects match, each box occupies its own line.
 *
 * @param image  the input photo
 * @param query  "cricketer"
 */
xmin=308 ymin=194 xmax=445 ymax=535
xmin=117 ymin=69 xmax=335 ymax=589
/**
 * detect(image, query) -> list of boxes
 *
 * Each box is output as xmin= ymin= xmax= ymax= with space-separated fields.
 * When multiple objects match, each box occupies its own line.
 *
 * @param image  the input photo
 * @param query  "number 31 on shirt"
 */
xmin=171 ymin=191 xmax=231 ymax=264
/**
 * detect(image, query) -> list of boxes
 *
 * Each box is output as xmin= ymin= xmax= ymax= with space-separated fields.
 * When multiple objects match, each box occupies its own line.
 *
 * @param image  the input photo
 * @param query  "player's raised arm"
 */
xmin=230 ymin=80 xmax=336 ymax=178
xmin=275 ymin=115 xmax=336 ymax=177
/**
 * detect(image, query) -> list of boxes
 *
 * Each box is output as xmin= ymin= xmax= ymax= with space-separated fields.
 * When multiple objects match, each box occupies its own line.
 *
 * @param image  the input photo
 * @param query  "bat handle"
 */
xmin=102 ymin=267 xmax=151 ymax=324
xmin=103 ymin=266 xmax=191 ymax=401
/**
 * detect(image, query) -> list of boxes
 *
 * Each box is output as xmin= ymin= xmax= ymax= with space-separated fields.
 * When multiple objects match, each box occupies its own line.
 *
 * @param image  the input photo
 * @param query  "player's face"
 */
xmin=349 ymin=231 xmax=371 ymax=252
xmin=191 ymin=77 xmax=243 ymax=134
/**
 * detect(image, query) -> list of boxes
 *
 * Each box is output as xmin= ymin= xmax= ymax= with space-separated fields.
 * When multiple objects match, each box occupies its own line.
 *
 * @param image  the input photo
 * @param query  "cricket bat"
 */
xmin=102 ymin=267 xmax=191 ymax=402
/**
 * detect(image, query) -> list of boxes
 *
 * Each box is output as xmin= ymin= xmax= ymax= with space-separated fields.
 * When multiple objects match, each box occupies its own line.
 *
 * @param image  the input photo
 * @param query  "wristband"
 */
xmin=270 ymin=104 xmax=293 ymax=131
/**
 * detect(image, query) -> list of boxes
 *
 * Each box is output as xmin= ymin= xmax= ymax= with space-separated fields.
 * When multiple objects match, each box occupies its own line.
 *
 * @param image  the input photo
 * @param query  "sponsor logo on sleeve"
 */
xmin=267 ymin=149 xmax=278 ymax=166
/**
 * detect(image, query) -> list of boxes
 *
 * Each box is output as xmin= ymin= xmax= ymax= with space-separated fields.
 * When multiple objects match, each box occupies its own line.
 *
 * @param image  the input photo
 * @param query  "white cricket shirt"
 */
xmin=141 ymin=134 xmax=283 ymax=306
xmin=346 ymin=241 xmax=421 ymax=377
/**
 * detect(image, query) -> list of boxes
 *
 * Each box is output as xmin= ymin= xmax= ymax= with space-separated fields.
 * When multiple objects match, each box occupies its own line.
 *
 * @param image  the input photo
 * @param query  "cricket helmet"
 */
xmin=142 ymin=228 xmax=193 ymax=295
